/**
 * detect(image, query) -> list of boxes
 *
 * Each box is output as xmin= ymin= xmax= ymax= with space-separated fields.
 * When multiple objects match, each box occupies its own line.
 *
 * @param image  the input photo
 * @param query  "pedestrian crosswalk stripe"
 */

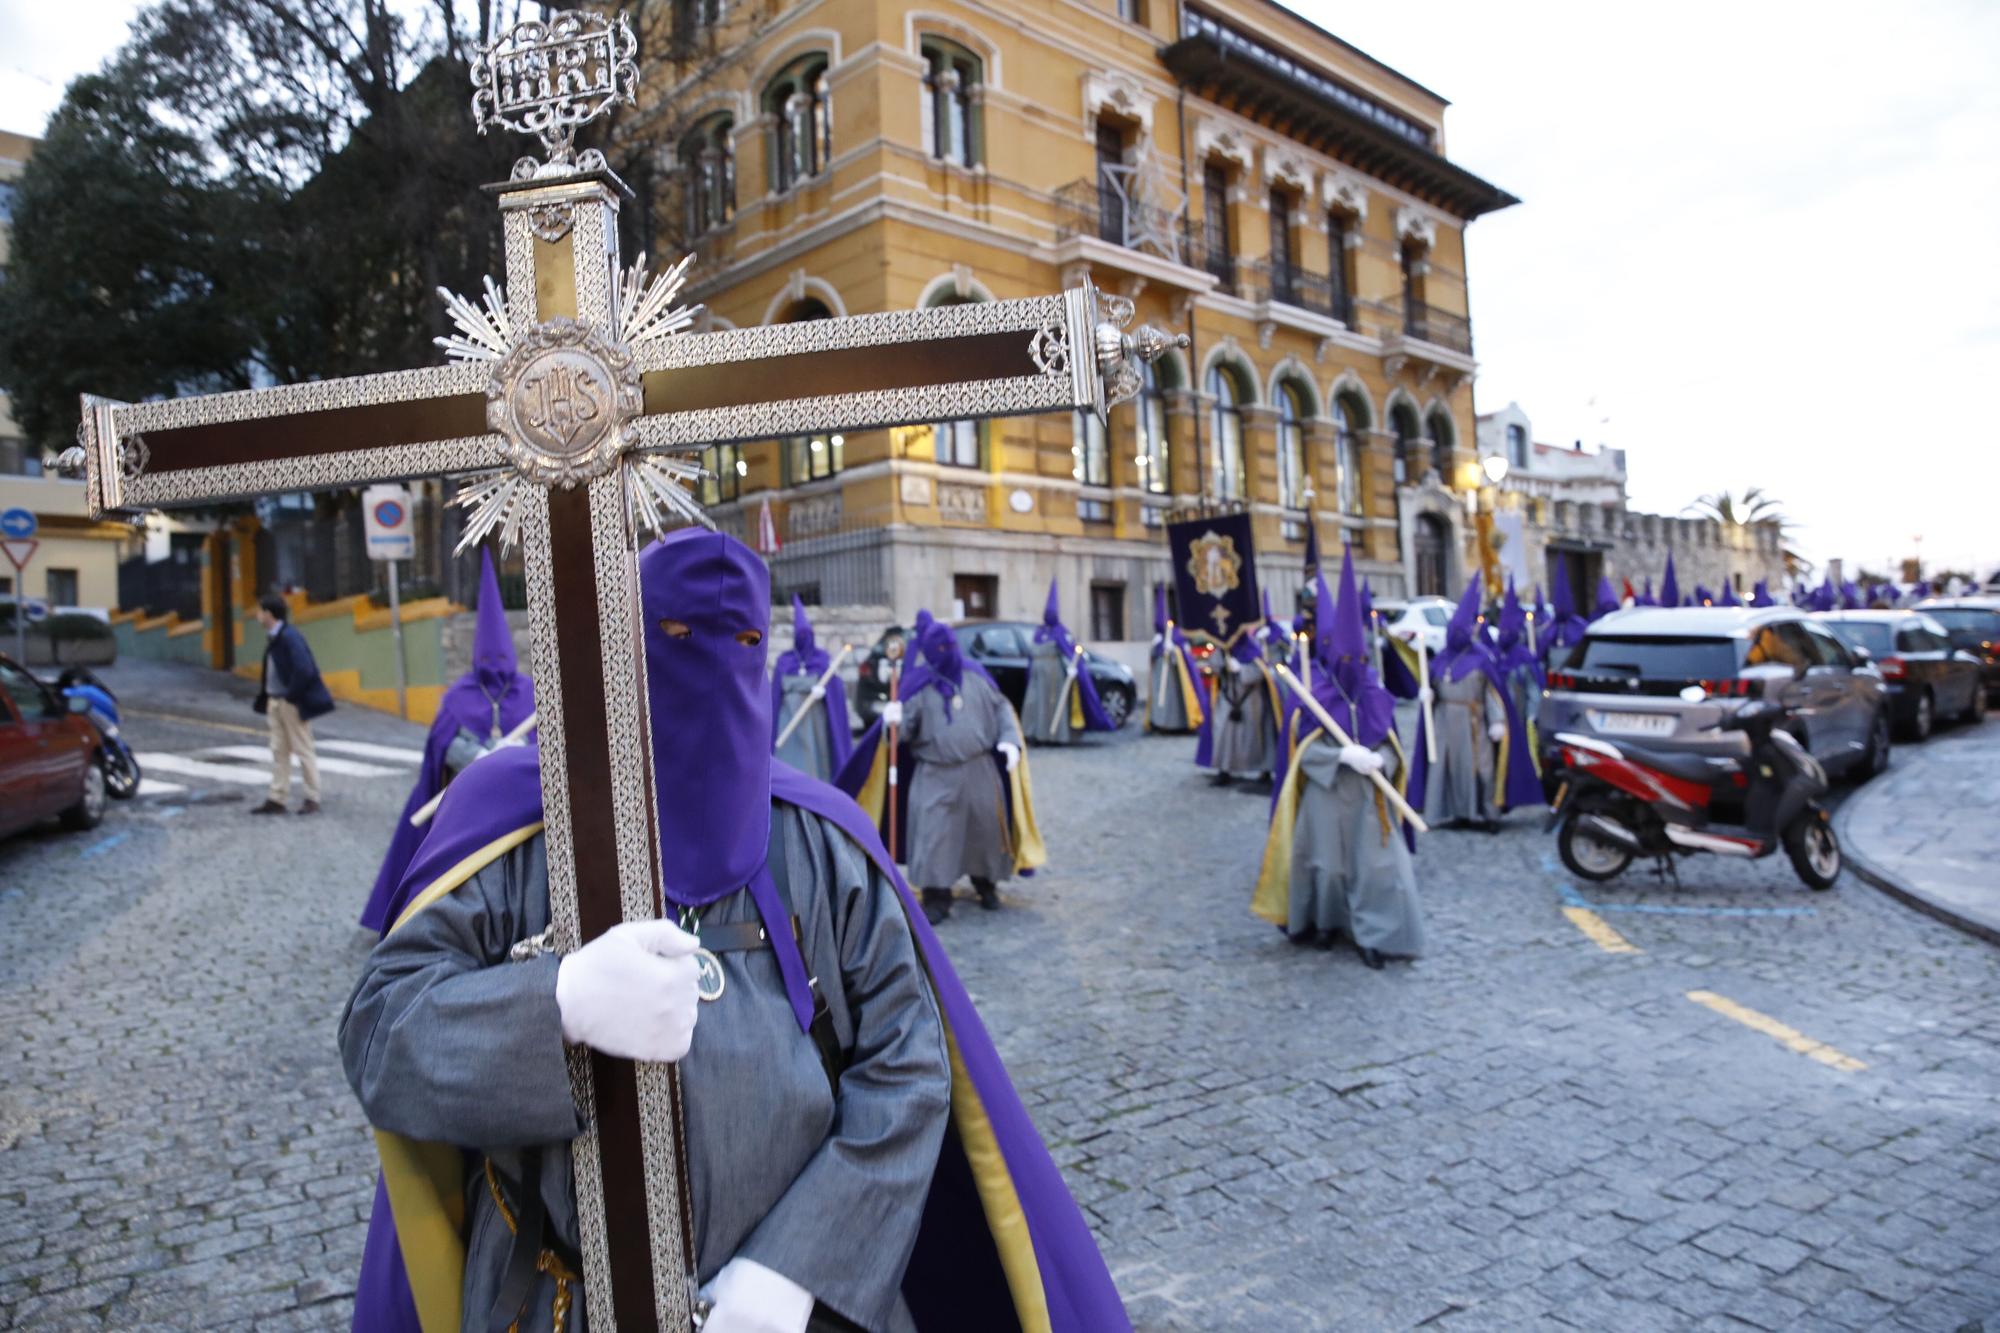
xmin=136 ymin=778 xmax=188 ymax=797
xmin=135 ymin=754 xmax=274 ymax=786
xmin=317 ymin=739 xmax=425 ymax=763
xmin=198 ymin=745 xmax=407 ymax=778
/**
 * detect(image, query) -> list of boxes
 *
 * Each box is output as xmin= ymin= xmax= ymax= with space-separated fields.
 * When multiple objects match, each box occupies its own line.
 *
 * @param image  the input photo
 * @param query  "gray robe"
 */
xmin=1422 ymin=667 xmax=1505 ymax=824
xmin=1148 ymin=645 xmax=1194 ymax=732
xmin=774 ymin=668 xmax=838 ymax=780
xmin=1021 ymin=639 xmax=1078 ymax=745
xmin=1208 ymin=659 xmax=1276 ymax=776
xmin=902 ymin=675 xmax=1020 ymax=889
xmin=1288 ymin=736 xmax=1426 ymax=956
xmin=339 ymin=804 xmax=951 ymax=1332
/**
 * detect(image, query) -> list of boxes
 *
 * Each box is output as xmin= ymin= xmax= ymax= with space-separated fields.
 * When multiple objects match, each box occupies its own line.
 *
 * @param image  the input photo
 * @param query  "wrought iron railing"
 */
xmin=1052 ymin=177 xmax=1235 ymax=292
xmin=1245 ymin=260 xmax=1354 ymax=325
xmin=1401 ymin=301 xmax=1473 ymax=354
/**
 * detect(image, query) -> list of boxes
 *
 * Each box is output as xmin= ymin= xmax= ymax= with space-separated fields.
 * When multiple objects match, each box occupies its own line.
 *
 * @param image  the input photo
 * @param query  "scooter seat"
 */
xmin=1614 ymin=742 xmax=1737 ymax=785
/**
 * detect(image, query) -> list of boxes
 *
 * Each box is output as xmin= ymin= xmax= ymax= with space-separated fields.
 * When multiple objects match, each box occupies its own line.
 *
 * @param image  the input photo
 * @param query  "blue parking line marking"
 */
xmin=78 ymin=831 xmax=130 ymax=861
xmin=1539 ymin=853 xmax=1818 ymax=918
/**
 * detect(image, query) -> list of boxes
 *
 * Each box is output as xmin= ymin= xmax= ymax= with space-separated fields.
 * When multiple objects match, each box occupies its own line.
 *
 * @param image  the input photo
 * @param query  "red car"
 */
xmin=0 ymin=653 xmax=106 ymax=839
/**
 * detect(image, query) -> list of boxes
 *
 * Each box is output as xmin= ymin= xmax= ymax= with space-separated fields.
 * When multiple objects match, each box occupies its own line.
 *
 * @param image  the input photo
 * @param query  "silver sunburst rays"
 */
xmin=435 ymin=254 xmax=710 ymax=555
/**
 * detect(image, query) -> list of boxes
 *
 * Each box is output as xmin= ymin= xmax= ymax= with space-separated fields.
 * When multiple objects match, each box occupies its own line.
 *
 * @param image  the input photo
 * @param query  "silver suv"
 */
xmin=1539 ymin=606 xmax=1890 ymax=784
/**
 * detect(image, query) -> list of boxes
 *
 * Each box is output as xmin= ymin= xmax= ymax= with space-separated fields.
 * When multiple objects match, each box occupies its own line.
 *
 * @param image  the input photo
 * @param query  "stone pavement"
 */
xmin=1 ymin=662 xmax=1997 ymax=1329
xmin=1837 ymin=716 xmax=2000 ymax=943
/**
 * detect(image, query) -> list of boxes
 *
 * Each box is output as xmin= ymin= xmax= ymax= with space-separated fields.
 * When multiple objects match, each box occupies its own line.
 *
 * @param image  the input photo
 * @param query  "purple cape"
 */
xmin=1033 ymin=579 xmax=1116 ymax=733
xmin=1406 ymin=618 xmax=1544 ymax=819
xmin=359 ymin=551 xmax=533 ymax=933
xmin=352 ymin=747 xmax=1127 ymax=1333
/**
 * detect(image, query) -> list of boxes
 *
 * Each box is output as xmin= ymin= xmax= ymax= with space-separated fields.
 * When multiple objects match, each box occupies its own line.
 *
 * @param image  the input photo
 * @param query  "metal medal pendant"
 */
xmin=694 ymin=947 xmax=726 ymax=1002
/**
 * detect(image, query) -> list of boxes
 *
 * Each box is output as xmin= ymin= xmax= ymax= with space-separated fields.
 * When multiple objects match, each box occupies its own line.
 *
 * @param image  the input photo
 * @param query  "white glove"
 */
xmin=1227 ymin=657 xmax=1244 ymax=676
xmin=1417 ymin=686 xmax=1436 ymax=705
xmin=997 ymin=741 xmax=1021 ymax=772
xmin=555 ymin=919 xmax=701 ymax=1063
xmin=1488 ymin=721 xmax=1507 ymax=742
xmin=806 ymin=683 xmax=826 ymax=704
xmin=880 ymin=701 xmax=904 ymax=727
xmin=1338 ymin=744 xmax=1385 ymax=775
xmin=700 ymin=1258 xmax=814 ymax=1333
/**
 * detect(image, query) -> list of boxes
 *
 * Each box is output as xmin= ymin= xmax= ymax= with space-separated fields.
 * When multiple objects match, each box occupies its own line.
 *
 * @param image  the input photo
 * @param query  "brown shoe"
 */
xmin=248 ymin=800 xmax=288 ymax=815
xmin=296 ymin=800 xmax=321 ymax=816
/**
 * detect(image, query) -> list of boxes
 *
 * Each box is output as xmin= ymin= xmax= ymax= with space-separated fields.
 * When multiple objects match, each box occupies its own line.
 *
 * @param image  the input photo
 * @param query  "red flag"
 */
xmin=755 ymin=497 xmax=781 ymax=555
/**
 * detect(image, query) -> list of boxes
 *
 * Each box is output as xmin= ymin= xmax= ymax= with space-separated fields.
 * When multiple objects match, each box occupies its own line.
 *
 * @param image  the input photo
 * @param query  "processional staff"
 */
xmin=772 ymin=643 xmax=853 ymax=751
xmin=64 ymin=9 xmax=1185 ymax=1327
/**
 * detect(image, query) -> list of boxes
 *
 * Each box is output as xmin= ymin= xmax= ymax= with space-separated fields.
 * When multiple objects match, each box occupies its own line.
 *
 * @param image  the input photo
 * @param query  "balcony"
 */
xmin=1245 ymin=260 xmax=1354 ymax=326
xmin=1051 ymin=178 xmax=1224 ymax=294
xmin=1401 ymin=301 xmax=1472 ymax=355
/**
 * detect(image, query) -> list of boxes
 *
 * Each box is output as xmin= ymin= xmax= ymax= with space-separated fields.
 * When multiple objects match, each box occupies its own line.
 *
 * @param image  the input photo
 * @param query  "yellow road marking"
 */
xmin=1686 ymin=990 xmax=1867 ymax=1073
xmin=1563 ymin=906 xmax=1640 ymax=954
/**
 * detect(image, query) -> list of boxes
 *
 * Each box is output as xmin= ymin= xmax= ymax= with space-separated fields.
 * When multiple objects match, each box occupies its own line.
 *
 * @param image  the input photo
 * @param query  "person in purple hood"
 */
xmin=339 ymin=530 xmax=1125 ymax=1333
xmin=1201 ymin=604 xmax=1283 ymax=785
xmin=1407 ymin=576 xmax=1544 ymax=830
xmin=771 ymin=594 xmax=853 ymax=781
xmin=358 ymin=548 xmax=534 ymax=933
xmin=1022 ymin=578 xmax=1116 ymax=744
xmin=1254 ymin=545 xmax=1423 ymax=969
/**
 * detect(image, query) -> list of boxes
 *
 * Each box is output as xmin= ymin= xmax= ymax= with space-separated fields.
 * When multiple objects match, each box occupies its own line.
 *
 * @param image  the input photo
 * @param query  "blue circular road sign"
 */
xmin=0 ymin=507 xmax=35 ymax=539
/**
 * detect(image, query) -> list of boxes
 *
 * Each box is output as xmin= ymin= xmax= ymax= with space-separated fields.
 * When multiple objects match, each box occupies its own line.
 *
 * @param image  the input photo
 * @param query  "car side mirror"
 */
xmin=1848 ymin=644 xmax=1872 ymax=663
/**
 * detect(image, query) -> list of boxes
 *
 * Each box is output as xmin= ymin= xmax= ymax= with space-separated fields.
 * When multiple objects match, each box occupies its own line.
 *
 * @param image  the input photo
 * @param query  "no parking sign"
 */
xmin=363 ymin=484 xmax=414 ymax=561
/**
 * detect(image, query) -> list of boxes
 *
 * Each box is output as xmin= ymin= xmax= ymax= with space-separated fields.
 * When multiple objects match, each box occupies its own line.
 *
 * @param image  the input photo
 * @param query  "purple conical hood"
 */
xmin=472 ymin=548 xmax=517 ymax=696
xmin=1750 ymin=580 xmax=1774 ymax=607
xmin=1304 ymin=551 xmax=1393 ymax=748
xmin=1533 ymin=583 xmax=1548 ymax=620
xmin=1036 ymin=578 xmax=1067 ymax=645
xmin=1720 ymin=582 xmax=1743 ymax=607
xmin=641 ymin=529 xmax=773 ymax=908
xmin=916 ymin=618 xmax=964 ymax=698
xmin=1044 ymin=578 xmax=1061 ymax=628
xmin=1326 ymin=546 xmax=1368 ymax=679
xmin=1639 ymin=577 xmax=1657 ymax=607
xmin=1447 ymin=574 xmax=1482 ymax=652
xmin=1594 ymin=576 xmax=1620 ymax=619
xmin=790 ymin=593 xmax=815 ymax=659
xmin=1660 ymin=554 xmax=1682 ymax=608
xmin=1552 ymin=562 xmax=1577 ymax=618
xmin=1497 ymin=578 xmax=1525 ymax=651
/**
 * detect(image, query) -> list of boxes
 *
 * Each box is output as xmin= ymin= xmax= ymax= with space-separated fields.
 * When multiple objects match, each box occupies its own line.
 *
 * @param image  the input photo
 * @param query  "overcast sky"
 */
xmin=5 ymin=0 xmax=1996 ymax=577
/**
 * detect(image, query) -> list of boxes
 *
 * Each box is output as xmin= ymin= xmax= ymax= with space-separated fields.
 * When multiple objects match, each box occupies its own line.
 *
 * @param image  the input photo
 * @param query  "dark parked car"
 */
xmin=1541 ymin=606 xmax=1890 ymax=783
xmin=855 ymin=620 xmax=1137 ymax=729
xmin=1915 ymin=597 xmax=2000 ymax=703
xmin=1817 ymin=611 xmax=1985 ymax=740
xmin=0 ymin=653 xmax=107 ymax=840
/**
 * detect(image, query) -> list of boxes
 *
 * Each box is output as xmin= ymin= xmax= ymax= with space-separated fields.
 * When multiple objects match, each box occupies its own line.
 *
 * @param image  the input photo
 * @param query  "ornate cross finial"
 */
xmin=470 ymin=8 xmax=639 ymax=174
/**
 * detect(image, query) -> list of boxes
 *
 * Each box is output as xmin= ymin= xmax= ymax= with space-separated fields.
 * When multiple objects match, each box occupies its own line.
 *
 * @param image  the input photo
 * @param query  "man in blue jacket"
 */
xmin=250 ymin=593 xmax=335 ymax=815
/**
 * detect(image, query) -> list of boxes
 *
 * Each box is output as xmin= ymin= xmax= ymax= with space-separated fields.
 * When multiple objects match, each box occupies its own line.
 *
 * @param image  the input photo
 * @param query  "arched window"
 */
xmin=680 ymin=114 xmax=734 ymax=237
xmin=1426 ymin=408 xmax=1455 ymax=469
xmin=765 ymin=56 xmax=831 ymax=191
xmin=1135 ymin=356 xmax=1173 ymax=495
xmin=1390 ymin=402 xmax=1420 ymax=487
xmin=1506 ymin=422 xmax=1528 ymax=471
xmin=921 ymin=38 xmax=981 ymax=166
xmin=1072 ymin=410 xmax=1109 ymax=486
xmin=1206 ymin=363 xmax=1248 ymax=501
xmin=1333 ymin=391 xmax=1367 ymax=515
xmin=1276 ymin=380 xmax=1307 ymax=509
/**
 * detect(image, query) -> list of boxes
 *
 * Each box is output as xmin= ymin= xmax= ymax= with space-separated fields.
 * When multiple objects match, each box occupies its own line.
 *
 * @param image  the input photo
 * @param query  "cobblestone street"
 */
xmin=2 ymin=663 xmax=1997 ymax=1330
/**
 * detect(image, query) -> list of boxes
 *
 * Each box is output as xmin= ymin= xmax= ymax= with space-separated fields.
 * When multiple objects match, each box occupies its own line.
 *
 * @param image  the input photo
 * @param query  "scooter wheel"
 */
xmin=1784 ymin=814 xmax=1841 ymax=891
xmin=101 ymin=745 xmax=142 ymax=800
xmin=1558 ymin=812 xmax=1633 ymax=882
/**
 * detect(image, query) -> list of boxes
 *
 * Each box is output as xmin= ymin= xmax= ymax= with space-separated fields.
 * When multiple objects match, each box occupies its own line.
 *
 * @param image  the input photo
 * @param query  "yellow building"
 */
xmin=0 ymin=129 xmax=134 ymax=617
xmin=648 ymin=0 xmax=1515 ymax=636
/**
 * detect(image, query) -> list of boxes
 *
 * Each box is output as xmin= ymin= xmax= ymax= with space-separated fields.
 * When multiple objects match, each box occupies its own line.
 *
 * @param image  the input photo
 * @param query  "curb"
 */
xmin=1833 ymin=794 xmax=2000 ymax=948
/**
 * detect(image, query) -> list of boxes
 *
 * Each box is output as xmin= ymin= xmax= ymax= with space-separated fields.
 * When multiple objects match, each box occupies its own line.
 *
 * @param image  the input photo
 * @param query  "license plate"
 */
xmin=1594 ymin=711 xmax=1675 ymax=736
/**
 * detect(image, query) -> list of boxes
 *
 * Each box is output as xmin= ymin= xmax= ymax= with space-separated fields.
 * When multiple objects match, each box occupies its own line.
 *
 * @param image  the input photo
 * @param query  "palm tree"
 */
xmin=1687 ymin=488 xmax=1809 ymax=578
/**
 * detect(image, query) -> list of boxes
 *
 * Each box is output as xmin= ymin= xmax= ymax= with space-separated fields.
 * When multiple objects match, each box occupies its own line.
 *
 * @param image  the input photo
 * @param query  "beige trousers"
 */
xmin=267 ymin=698 xmax=321 ymax=803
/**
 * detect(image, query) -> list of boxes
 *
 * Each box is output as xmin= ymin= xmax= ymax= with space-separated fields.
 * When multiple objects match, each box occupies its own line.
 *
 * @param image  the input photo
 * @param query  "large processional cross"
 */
xmin=65 ymin=10 xmax=1181 ymax=1329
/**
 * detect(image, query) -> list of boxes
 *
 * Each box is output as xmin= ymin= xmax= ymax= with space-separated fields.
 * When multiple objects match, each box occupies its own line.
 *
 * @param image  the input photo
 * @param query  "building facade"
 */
xmin=646 ymin=0 xmax=1514 ymax=638
xmin=1473 ymin=401 xmax=1787 ymax=604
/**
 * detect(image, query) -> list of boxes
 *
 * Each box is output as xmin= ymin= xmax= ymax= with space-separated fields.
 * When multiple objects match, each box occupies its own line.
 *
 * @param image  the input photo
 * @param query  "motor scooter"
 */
xmin=57 ymin=667 xmax=142 ymax=800
xmin=1543 ymin=688 xmax=1840 ymax=890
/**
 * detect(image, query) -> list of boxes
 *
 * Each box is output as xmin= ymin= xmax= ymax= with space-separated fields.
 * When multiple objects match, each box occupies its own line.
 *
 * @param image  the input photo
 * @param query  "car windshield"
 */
xmin=1575 ymin=635 xmax=1739 ymax=680
xmin=1923 ymin=608 xmax=2000 ymax=648
xmin=1825 ymin=622 xmax=1893 ymax=657
xmin=1421 ymin=606 xmax=1450 ymax=626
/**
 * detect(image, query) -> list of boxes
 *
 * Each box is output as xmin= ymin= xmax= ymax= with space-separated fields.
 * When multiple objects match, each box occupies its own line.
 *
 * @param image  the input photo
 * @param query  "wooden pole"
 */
xmin=1273 ymin=664 xmax=1428 ymax=833
xmin=1046 ymin=644 xmax=1084 ymax=736
xmin=409 ymin=709 xmax=540 ymax=827
xmin=885 ymin=658 xmax=903 ymax=859
xmin=772 ymin=643 xmax=853 ymax=751
xmin=1415 ymin=632 xmax=1438 ymax=763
